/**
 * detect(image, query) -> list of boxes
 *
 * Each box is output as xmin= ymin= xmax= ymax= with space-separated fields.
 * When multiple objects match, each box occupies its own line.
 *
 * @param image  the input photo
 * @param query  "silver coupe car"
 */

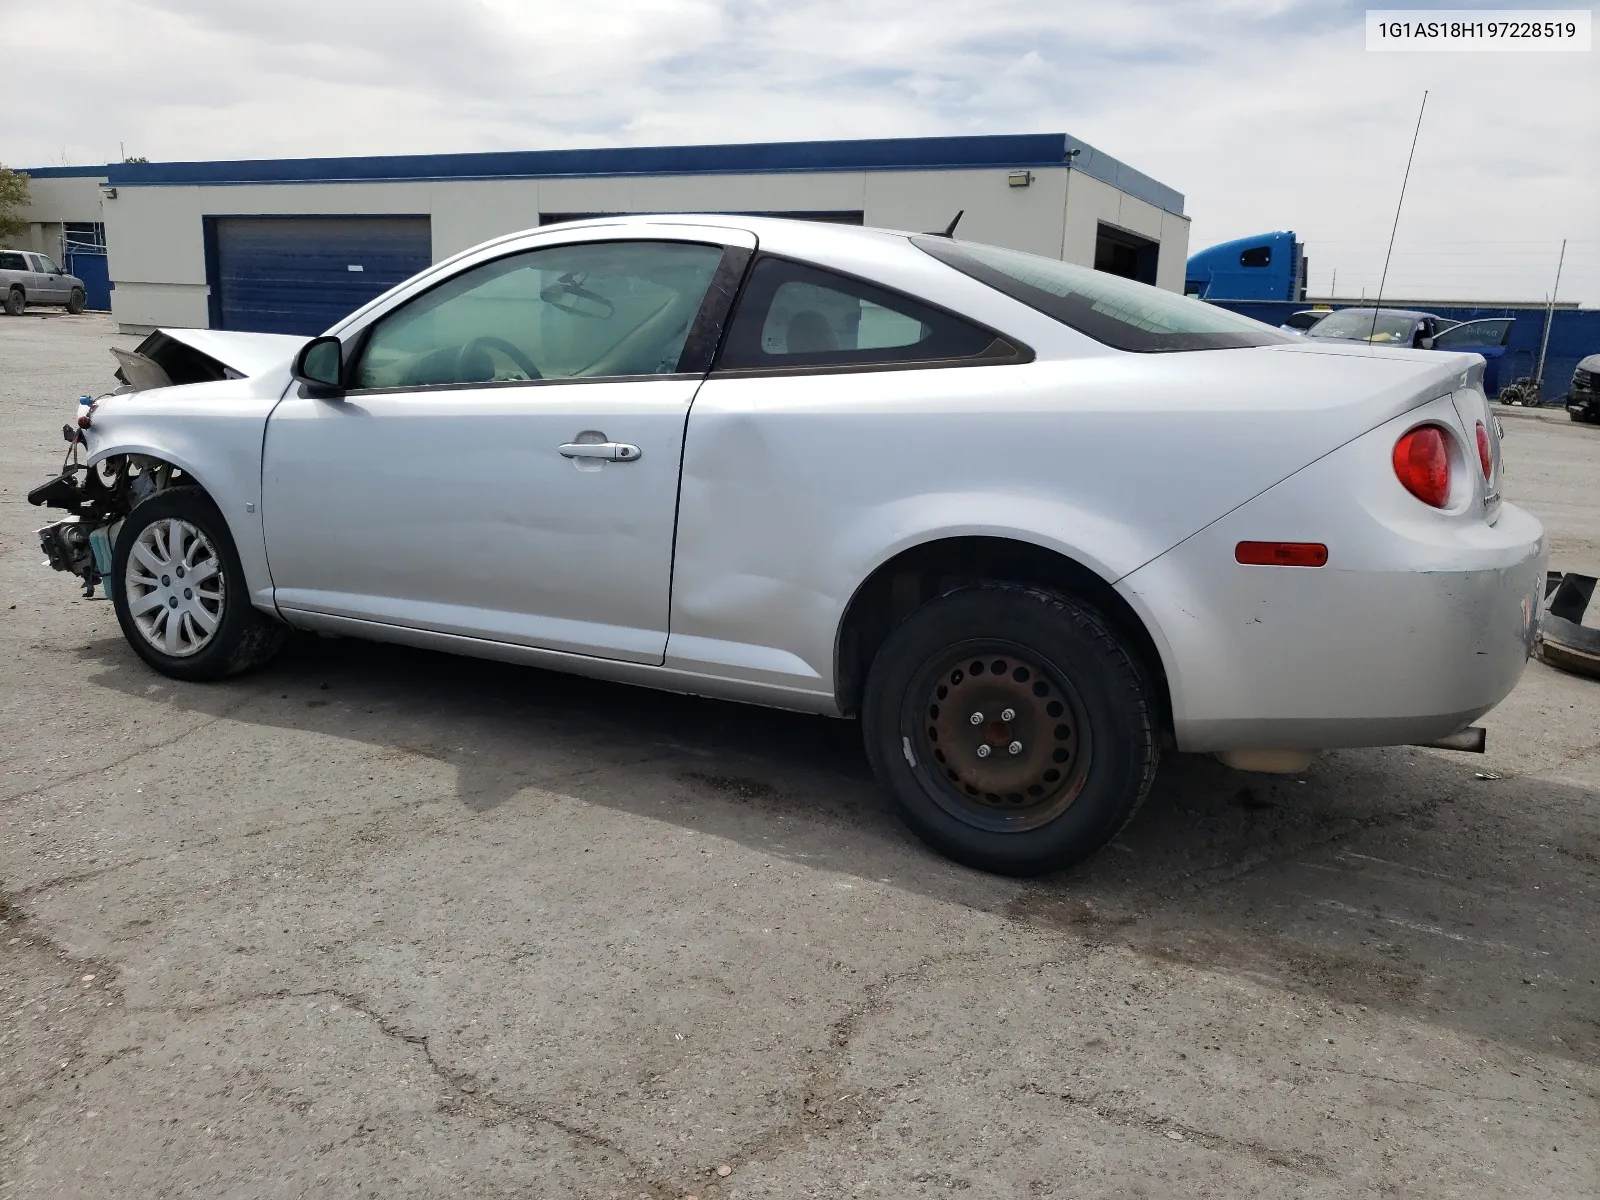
xmin=30 ymin=215 xmax=1545 ymax=875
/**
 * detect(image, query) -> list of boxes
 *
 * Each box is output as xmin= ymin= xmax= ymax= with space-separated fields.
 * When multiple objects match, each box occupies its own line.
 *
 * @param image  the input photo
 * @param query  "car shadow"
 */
xmin=72 ymin=630 xmax=1600 ymax=1068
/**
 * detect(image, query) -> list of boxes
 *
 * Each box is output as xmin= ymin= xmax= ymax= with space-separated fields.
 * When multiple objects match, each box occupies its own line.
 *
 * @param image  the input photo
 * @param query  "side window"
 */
xmin=38 ymin=255 xmax=62 ymax=274
xmin=716 ymin=257 xmax=1003 ymax=371
xmin=1239 ymin=246 xmax=1272 ymax=267
xmin=0 ymin=252 xmax=26 ymax=271
xmin=353 ymin=239 xmax=726 ymax=390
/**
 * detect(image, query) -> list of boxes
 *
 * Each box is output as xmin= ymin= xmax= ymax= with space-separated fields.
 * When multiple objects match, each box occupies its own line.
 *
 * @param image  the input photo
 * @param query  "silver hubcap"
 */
xmin=124 ymin=518 xmax=224 ymax=657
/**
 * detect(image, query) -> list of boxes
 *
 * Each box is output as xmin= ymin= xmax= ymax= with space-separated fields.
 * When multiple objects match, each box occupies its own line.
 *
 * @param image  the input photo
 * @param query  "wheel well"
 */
xmin=834 ymin=536 xmax=1172 ymax=731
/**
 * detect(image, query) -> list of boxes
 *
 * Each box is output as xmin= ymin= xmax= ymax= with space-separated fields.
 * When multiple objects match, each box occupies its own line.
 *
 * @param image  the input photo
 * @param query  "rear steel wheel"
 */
xmin=862 ymin=584 xmax=1159 ymax=876
xmin=912 ymin=643 xmax=1091 ymax=832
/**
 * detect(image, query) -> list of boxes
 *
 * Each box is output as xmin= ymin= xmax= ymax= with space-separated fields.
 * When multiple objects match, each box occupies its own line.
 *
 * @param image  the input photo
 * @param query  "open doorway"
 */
xmin=1094 ymin=223 xmax=1160 ymax=285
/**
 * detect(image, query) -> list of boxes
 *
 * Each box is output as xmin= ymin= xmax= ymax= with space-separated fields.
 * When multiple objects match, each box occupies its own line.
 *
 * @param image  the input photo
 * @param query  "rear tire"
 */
xmin=862 ymin=584 xmax=1159 ymax=876
xmin=66 ymin=288 xmax=85 ymax=314
xmin=111 ymin=487 xmax=287 ymax=681
xmin=3 ymin=287 xmax=23 ymax=316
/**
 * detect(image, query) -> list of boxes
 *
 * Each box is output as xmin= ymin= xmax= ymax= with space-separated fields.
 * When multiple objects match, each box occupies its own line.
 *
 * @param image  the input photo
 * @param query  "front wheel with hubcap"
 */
xmin=111 ymin=488 xmax=287 ymax=681
xmin=4 ymin=288 xmax=23 ymax=316
xmin=862 ymin=584 xmax=1159 ymax=876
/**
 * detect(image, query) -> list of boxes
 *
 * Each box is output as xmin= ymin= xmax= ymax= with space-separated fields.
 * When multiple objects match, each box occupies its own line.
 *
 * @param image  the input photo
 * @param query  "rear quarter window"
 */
xmin=913 ymin=236 xmax=1292 ymax=353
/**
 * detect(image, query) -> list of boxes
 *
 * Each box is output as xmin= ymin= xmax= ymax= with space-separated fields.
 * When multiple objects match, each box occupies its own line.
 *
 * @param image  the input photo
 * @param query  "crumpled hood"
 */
xmin=155 ymin=328 xmax=310 ymax=377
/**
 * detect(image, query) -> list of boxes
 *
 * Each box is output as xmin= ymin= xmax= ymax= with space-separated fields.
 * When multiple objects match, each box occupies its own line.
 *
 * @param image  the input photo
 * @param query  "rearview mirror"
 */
xmin=292 ymin=335 xmax=343 ymax=396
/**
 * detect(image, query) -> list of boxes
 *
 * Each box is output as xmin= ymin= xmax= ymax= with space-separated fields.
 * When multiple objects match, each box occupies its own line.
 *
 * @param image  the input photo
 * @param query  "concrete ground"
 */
xmin=2 ymin=312 xmax=1597 ymax=1199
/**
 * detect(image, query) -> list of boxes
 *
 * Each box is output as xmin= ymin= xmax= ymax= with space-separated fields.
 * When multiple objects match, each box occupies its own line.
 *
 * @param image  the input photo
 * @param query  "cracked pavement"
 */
xmin=3 ymin=313 xmax=1598 ymax=1198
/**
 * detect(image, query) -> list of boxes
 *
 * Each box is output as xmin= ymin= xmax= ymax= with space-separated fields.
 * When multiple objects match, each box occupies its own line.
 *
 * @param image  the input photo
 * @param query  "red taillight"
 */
xmin=1392 ymin=425 xmax=1452 ymax=508
xmin=1475 ymin=421 xmax=1492 ymax=478
xmin=1235 ymin=541 xmax=1329 ymax=567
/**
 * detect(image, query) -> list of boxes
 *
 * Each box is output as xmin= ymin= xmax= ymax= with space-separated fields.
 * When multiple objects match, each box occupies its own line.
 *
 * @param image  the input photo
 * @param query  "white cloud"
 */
xmin=3 ymin=0 xmax=1595 ymax=301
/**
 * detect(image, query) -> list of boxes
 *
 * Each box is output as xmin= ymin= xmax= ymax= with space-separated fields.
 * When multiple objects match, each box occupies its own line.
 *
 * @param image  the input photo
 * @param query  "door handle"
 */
xmin=559 ymin=441 xmax=641 ymax=462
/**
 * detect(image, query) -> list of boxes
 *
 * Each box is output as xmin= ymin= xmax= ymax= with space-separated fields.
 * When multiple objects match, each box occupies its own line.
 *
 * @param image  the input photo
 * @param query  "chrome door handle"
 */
xmin=558 ymin=441 xmax=642 ymax=462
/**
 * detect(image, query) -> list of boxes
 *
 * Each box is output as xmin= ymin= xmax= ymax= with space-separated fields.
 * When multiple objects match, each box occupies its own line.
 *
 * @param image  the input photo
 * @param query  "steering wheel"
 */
xmin=460 ymin=336 xmax=542 ymax=381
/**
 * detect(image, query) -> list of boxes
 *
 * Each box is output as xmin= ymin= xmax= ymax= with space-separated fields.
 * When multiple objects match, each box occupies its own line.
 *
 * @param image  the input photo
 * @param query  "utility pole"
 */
xmin=1533 ymin=239 xmax=1566 ymax=400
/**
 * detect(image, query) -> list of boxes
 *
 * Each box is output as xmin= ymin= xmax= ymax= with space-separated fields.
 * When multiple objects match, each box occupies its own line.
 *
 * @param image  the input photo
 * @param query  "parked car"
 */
xmin=1303 ymin=307 xmax=1516 ymax=395
xmin=0 ymin=248 xmax=87 ymax=315
xmin=28 ymin=216 xmax=1544 ymax=875
xmin=1280 ymin=307 xmax=1333 ymax=333
xmin=1566 ymin=354 xmax=1600 ymax=424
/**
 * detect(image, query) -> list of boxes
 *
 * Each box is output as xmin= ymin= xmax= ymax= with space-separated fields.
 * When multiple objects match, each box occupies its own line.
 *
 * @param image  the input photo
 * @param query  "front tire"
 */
xmin=66 ymin=288 xmax=86 ymax=314
xmin=111 ymin=488 xmax=287 ymax=681
xmin=862 ymin=584 xmax=1159 ymax=876
xmin=3 ymin=287 xmax=23 ymax=316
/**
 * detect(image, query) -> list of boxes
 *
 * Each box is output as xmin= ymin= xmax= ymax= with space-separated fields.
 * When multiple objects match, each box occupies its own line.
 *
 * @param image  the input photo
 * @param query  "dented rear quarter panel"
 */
xmin=667 ymin=345 xmax=1480 ymax=701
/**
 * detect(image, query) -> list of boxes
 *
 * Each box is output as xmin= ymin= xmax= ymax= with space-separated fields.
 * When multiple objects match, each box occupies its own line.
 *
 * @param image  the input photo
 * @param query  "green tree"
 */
xmin=0 ymin=166 xmax=29 ymax=240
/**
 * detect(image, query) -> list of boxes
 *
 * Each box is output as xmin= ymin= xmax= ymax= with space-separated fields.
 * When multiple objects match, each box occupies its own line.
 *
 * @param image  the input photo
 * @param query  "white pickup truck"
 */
xmin=0 ymin=248 xmax=86 ymax=315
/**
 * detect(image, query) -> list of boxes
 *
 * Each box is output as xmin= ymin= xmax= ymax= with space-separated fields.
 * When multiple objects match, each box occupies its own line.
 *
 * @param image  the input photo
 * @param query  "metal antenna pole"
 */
xmin=1534 ymin=239 xmax=1566 ymax=399
xmin=1370 ymin=90 xmax=1428 ymax=344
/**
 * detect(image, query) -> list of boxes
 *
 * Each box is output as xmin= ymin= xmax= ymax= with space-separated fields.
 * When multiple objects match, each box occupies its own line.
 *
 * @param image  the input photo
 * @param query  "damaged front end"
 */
xmin=28 ymin=329 xmax=254 ymax=598
xmin=31 ymin=441 xmax=193 ymax=600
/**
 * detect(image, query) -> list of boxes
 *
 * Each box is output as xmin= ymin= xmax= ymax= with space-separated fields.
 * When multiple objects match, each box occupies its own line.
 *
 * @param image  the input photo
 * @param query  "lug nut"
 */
xmin=1000 ymin=708 xmax=1016 ymax=721
xmin=969 ymin=712 xmax=984 ymax=725
xmin=976 ymin=744 xmax=992 ymax=758
xmin=1008 ymin=741 xmax=1023 ymax=755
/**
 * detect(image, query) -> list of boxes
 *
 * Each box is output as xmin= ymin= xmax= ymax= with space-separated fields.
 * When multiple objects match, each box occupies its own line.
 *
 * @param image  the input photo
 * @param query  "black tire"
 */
xmin=111 ymin=487 xmax=288 ymax=681
xmin=862 ymin=584 xmax=1159 ymax=876
xmin=3 ymin=287 xmax=23 ymax=316
xmin=66 ymin=288 xmax=86 ymax=315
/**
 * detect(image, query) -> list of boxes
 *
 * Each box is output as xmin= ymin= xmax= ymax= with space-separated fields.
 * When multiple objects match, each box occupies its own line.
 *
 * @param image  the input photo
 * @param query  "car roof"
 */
xmin=534 ymin=211 xmax=925 ymax=251
xmin=1327 ymin=307 xmax=1437 ymax=320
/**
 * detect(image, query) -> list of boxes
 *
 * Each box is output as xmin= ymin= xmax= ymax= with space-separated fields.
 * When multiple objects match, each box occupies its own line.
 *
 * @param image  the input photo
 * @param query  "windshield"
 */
xmin=912 ymin=236 xmax=1292 ymax=352
xmin=1305 ymin=310 xmax=1419 ymax=344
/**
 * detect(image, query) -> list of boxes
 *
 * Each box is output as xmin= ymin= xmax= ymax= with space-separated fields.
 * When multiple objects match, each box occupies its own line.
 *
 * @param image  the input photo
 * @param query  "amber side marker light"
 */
xmin=1235 ymin=541 xmax=1329 ymax=567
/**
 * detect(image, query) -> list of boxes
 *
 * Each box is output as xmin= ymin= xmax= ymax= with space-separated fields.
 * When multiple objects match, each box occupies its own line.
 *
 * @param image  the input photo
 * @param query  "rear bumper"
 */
xmin=1119 ymin=398 xmax=1545 ymax=753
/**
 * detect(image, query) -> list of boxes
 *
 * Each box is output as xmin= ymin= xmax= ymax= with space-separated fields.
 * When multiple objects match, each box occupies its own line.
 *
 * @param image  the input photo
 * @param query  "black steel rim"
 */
xmin=900 ymin=639 xmax=1093 ymax=833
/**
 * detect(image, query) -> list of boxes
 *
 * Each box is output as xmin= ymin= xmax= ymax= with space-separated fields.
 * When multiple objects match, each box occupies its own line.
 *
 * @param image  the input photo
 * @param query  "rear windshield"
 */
xmin=912 ymin=236 xmax=1293 ymax=353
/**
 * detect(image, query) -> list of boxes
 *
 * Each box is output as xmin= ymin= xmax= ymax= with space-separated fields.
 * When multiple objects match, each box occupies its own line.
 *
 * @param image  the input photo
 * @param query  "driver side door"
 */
xmin=262 ymin=229 xmax=754 ymax=664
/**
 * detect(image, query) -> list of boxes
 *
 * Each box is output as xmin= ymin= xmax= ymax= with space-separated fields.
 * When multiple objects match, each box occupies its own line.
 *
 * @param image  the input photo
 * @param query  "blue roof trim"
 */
xmin=90 ymin=133 xmax=1183 ymax=215
xmin=13 ymin=165 xmax=111 ymax=179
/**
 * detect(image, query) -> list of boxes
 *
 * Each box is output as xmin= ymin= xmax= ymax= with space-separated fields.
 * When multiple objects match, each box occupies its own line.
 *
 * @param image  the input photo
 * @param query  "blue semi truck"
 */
xmin=1184 ymin=231 xmax=1308 ymax=301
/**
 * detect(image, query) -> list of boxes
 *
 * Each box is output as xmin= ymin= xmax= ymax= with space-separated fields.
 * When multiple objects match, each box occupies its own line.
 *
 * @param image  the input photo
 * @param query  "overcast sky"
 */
xmin=4 ymin=0 xmax=1596 ymax=303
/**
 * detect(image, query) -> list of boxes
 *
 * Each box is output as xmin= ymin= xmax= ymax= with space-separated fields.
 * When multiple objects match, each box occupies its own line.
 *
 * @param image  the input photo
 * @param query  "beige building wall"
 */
xmin=88 ymin=163 xmax=1185 ymax=330
xmin=1062 ymin=169 xmax=1191 ymax=291
xmin=3 ymin=173 xmax=106 ymax=257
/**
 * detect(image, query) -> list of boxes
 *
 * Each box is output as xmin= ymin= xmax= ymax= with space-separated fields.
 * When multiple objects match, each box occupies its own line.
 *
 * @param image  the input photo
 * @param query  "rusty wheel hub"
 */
xmin=916 ymin=647 xmax=1088 ymax=827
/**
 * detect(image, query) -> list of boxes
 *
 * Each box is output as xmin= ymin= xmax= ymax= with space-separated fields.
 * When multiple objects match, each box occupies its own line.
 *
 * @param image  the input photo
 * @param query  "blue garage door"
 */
xmin=208 ymin=215 xmax=432 ymax=334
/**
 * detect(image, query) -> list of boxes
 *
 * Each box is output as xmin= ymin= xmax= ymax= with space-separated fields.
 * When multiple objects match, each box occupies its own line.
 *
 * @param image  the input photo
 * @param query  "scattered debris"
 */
xmin=1537 ymin=572 xmax=1600 ymax=679
xmin=1475 ymin=771 xmax=1503 ymax=781
xmin=717 ymin=1164 xmax=732 ymax=1177
xmin=1166 ymin=1130 xmax=1186 ymax=1141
